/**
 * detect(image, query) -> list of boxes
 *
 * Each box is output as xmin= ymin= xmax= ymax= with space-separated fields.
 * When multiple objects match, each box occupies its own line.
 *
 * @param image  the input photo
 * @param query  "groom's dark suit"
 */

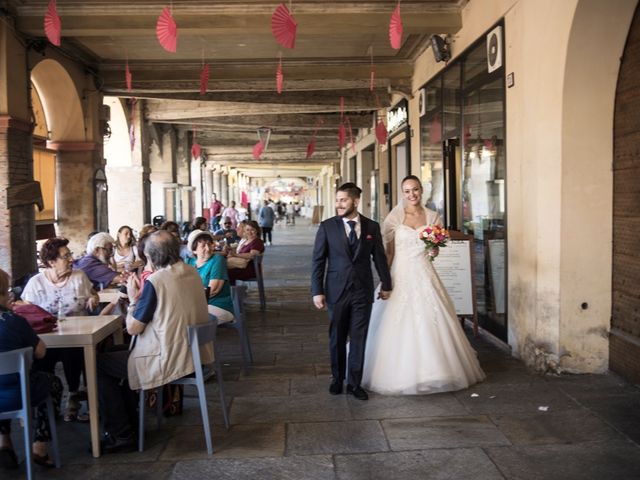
xmin=311 ymin=215 xmax=392 ymax=388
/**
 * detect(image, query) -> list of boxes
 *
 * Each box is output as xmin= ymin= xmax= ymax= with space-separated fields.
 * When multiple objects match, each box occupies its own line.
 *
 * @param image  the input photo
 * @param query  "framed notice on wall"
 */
xmin=432 ymin=231 xmax=478 ymax=335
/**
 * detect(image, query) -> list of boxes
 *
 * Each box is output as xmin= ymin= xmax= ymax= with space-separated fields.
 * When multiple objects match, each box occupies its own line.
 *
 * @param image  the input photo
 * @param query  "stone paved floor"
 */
xmin=3 ymin=218 xmax=640 ymax=479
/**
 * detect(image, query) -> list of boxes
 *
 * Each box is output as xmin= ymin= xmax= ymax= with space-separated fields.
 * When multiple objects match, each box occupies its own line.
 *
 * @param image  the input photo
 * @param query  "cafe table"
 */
xmin=40 ymin=315 xmax=124 ymax=458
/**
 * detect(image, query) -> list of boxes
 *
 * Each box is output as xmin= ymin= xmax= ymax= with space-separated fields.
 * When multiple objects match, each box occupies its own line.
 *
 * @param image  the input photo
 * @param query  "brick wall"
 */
xmin=611 ymin=4 xmax=640 ymax=384
xmin=0 ymin=117 xmax=37 ymax=283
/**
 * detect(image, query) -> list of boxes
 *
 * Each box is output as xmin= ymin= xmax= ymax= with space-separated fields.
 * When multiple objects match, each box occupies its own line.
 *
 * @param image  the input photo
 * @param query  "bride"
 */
xmin=362 ymin=175 xmax=485 ymax=395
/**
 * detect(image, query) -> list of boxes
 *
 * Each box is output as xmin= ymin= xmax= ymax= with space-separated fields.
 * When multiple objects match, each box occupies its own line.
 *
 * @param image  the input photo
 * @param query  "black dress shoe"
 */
xmin=96 ymin=430 xmax=136 ymax=454
xmin=346 ymin=385 xmax=369 ymax=401
xmin=329 ymin=380 xmax=343 ymax=395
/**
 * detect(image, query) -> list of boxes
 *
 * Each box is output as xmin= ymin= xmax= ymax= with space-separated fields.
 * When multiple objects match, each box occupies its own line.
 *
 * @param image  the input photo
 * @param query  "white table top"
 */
xmin=40 ymin=315 xmax=123 ymax=347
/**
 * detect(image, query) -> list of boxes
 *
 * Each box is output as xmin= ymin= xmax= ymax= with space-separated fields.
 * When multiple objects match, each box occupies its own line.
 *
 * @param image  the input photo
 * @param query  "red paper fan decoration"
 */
xmin=156 ymin=7 xmax=178 ymax=53
xmin=200 ymin=64 xmax=210 ymax=95
xmin=345 ymin=117 xmax=355 ymax=153
xmin=338 ymin=123 xmax=346 ymax=150
xmin=191 ymin=142 xmax=202 ymax=159
xmin=306 ymin=137 xmax=316 ymax=159
xmin=271 ymin=3 xmax=297 ymax=49
xmin=125 ymin=62 xmax=132 ymax=92
xmin=276 ymin=59 xmax=284 ymax=94
xmin=44 ymin=0 xmax=61 ymax=46
xmin=252 ymin=140 xmax=265 ymax=160
xmin=389 ymin=3 xmax=403 ymax=50
xmin=376 ymin=120 xmax=388 ymax=145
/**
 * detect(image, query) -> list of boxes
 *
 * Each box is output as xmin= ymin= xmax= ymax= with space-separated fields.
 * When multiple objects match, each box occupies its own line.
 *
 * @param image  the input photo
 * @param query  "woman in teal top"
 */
xmin=186 ymin=230 xmax=235 ymax=324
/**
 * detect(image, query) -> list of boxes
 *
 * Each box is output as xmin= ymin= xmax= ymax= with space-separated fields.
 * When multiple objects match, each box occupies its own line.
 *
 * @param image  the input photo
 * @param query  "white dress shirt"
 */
xmin=342 ymin=214 xmax=361 ymax=240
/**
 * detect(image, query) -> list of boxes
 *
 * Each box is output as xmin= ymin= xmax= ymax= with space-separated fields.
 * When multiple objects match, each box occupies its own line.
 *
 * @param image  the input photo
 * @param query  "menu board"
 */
xmin=433 ymin=240 xmax=474 ymax=316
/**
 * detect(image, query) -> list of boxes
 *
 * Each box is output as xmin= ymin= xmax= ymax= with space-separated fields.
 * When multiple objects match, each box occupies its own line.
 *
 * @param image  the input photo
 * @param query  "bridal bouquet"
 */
xmin=419 ymin=225 xmax=449 ymax=261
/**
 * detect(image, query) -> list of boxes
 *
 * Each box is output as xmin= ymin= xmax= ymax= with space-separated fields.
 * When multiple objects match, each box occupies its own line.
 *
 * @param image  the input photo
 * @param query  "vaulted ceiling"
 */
xmin=8 ymin=0 xmax=465 ymax=178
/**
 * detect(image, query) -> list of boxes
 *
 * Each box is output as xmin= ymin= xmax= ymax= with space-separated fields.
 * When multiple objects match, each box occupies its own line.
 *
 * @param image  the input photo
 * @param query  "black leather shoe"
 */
xmin=346 ymin=385 xmax=369 ymax=401
xmin=97 ymin=430 xmax=136 ymax=454
xmin=329 ymin=380 xmax=343 ymax=395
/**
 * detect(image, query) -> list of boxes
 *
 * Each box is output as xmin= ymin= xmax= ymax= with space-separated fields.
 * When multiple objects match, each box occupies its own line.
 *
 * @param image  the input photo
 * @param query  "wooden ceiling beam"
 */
xmin=158 ymin=113 xmax=374 ymax=130
xmin=205 ymin=150 xmax=338 ymax=162
xmin=15 ymin=10 xmax=461 ymax=37
xmin=119 ymin=89 xmax=390 ymax=105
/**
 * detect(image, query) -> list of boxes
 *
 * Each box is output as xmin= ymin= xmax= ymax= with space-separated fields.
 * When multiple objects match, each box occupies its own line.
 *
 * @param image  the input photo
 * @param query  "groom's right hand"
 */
xmin=313 ymin=295 xmax=326 ymax=310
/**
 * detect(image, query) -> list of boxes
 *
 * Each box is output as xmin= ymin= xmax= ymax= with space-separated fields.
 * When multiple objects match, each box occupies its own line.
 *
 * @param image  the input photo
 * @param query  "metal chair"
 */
xmin=220 ymin=285 xmax=253 ymax=368
xmin=138 ymin=317 xmax=230 ymax=454
xmin=238 ymin=254 xmax=266 ymax=310
xmin=0 ymin=347 xmax=61 ymax=480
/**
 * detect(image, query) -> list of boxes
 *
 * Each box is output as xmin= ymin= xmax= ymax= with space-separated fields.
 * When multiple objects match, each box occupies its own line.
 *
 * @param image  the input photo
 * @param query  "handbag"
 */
xmin=227 ymin=256 xmax=250 ymax=269
xmin=11 ymin=303 xmax=57 ymax=334
xmin=146 ymin=385 xmax=184 ymax=416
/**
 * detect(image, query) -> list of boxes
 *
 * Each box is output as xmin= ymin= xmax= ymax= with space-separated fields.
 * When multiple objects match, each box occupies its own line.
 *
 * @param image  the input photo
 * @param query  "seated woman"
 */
xmin=227 ymin=220 xmax=265 ymax=285
xmin=22 ymin=238 xmax=98 ymax=422
xmin=185 ymin=230 xmax=235 ymax=324
xmin=0 ymin=268 xmax=62 ymax=469
xmin=113 ymin=225 xmax=140 ymax=272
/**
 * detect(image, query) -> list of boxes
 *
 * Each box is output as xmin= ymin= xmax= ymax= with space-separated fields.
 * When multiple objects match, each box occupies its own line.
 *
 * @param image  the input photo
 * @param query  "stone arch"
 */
xmin=557 ymin=0 xmax=638 ymax=372
xmin=30 ymin=58 xmax=85 ymax=142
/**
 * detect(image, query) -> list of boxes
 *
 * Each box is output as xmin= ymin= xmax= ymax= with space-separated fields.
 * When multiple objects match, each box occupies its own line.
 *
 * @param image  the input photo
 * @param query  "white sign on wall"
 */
xmin=433 ymin=240 xmax=474 ymax=316
xmin=386 ymin=106 xmax=408 ymax=134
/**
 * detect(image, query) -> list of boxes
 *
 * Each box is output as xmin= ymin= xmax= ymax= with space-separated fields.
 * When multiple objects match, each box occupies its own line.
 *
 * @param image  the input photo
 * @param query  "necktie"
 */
xmin=347 ymin=220 xmax=357 ymax=254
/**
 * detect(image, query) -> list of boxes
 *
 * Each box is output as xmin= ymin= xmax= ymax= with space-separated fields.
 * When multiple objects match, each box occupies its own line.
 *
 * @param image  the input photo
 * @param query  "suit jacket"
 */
xmin=311 ymin=215 xmax=392 ymax=305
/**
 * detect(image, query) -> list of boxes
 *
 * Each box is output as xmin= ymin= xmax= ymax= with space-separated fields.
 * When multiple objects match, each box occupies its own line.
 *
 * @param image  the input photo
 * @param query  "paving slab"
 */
xmin=44 ymin=461 xmax=176 ymax=480
xmin=348 ymin=392 xmax=468 ymax=420
xmin=220 ymin=378 xmax=291 ymax=397
xmin=230 ymin=394 xmax=352 ymax=424
xmin=160 ymin=423 xmax=285 ymax=460
xmin=486 ymin=441 xmax=640 ymax=480
xmin=490 ymin=408 xmax=624 ymax=445
xmin=383 ymin=415 xmax=511 ymax=450
xmin=453 ymin=382 xmax=580 ymax=414
xmin=334 ymin=448 xmax=504 ymax=480
xmin=287 ymin=420 xmax=388 ymax=455
xmin=171 ymin=455 xmax=336 ymax=480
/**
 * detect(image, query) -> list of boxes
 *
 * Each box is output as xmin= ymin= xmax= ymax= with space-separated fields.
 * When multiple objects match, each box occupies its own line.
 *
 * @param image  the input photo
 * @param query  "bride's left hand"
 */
xmin=378 ymin=289 xmax=391 ymax=300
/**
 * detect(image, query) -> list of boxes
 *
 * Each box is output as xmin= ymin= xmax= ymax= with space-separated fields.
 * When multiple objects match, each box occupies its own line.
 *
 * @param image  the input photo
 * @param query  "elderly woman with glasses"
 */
xmin=185 ymin=230 xmax=235 ymax=324
xmin=22 ymin=238 xmax=99 ymax=422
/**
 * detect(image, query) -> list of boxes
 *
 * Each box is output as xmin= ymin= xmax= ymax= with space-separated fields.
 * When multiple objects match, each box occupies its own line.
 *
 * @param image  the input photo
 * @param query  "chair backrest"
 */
xmin=0 ymin=347 xmax=32 ymax=376
xmin=0 ymin=348 xmax=32 ymax=421
xmin=252 ymin=254 xmax=264 ymax=277
xmin=230 ymin=286 xmax=244 ymax=319
xmin=187 ymin=321 xmax=217 ymax=370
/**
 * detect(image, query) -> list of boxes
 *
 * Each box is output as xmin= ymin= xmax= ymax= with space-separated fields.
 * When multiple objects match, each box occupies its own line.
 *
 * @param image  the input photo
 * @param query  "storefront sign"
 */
xmin=387 ymin=103 xmax=408 ymax=134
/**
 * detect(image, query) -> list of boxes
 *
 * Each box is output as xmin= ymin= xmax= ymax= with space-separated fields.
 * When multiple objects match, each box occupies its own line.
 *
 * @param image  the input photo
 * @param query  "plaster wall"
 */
xmin=408 ymin=0 xmax=637 ymax=372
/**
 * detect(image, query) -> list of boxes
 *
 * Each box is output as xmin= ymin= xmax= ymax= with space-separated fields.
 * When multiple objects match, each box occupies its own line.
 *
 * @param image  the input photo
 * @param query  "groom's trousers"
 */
xmin=328 ymin=288 xmax=373 ymax=388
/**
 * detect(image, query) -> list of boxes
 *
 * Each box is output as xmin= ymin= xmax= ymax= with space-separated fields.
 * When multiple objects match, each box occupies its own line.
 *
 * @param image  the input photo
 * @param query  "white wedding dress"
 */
xmin=362 ymin=222 xmax=486 ymax=395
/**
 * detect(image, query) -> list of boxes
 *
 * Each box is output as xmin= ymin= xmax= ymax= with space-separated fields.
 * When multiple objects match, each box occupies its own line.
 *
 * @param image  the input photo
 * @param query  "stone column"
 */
xmin=221 ymin=173 xmax=229 ymax=206
xmin=0 ymin=117 xmax=37 ymax=282
xmin=202 ymin=167 xmax=212 ymax=216
xmin=54 ymin=146 xmax=100 ymax=255
xmin=212 ymin=170 xmax=222 ymax=199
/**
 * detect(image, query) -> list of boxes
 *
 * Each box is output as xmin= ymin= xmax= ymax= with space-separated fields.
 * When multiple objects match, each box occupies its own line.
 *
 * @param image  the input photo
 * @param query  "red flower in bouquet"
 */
xmin=419 ymin=224 xmax=449 ymax=261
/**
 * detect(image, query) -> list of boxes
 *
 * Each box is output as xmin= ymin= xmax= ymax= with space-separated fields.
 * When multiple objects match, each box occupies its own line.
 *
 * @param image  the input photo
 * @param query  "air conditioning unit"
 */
xmin=99 ymin=104 xmax=111 ymax=122
xmin=418 ymin=88 xmax=426 ymax=117
xmin=486 ymin=26 xmax=503 ymax=73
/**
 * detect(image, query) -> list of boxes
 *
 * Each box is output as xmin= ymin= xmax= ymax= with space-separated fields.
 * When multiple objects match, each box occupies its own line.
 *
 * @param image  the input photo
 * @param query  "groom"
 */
xmin=311 ymin=182 xmax=392 ymax=400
